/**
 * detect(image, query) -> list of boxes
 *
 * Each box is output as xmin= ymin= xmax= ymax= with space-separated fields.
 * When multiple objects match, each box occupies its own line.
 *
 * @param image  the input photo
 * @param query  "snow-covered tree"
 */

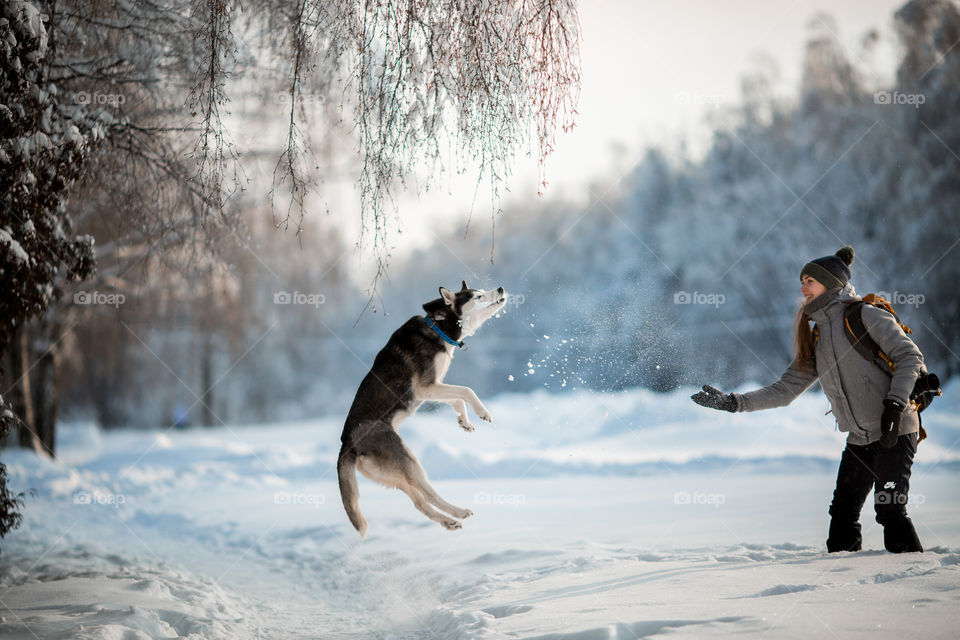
xmin=1 ymin=0 xmax=100 ymax=538
xmin=249 ymin=0 xmax=582 ymax=251
xmin=0 ymin=0 xmax=106 ymax=456
xmin=0 ymin=1 xmax=99 ymax=351
xmin=1 ymin=0 xmax=584 ymax=445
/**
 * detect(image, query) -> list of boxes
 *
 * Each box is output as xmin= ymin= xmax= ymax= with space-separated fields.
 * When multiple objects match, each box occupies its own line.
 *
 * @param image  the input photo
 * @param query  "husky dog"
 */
xmin=338 ymin=281 xmax=507 ymax=537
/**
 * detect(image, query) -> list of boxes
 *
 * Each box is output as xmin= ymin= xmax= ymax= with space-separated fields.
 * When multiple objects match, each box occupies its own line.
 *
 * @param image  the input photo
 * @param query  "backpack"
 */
xmin=842 ymin=294 xmax=942 ymax=441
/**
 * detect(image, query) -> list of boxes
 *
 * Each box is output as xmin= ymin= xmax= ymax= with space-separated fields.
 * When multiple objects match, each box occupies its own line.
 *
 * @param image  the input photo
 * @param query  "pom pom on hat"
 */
xmin=835 ymin=245 xmax=854 ymax=267
xmin=801 ymin=245 xmax=855 ymax=289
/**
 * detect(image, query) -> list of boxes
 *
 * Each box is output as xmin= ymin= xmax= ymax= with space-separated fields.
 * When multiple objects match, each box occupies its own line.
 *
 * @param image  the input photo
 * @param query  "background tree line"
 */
xmin=384 ymin=0 xmax=960 ymax=400
xmin=13 ymin=0 xmax=957 ymax=440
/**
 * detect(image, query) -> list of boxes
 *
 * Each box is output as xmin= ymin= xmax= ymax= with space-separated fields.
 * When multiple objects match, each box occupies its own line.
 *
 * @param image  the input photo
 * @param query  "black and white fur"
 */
xmin=338 ymin=281 xmax=507 ymax=537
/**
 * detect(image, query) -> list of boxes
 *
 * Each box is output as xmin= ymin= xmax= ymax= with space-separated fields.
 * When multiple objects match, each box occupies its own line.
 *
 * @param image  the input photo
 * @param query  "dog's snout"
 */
xmin=497 ymin=287 xmax=504 ymax=294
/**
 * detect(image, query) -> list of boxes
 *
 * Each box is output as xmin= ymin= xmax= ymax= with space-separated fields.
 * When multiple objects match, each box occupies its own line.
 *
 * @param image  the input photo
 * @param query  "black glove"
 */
xmin=691 ymin=385 xmax=737 ymax=413
xmin=879 ymin=399 xmax=905 ymax=448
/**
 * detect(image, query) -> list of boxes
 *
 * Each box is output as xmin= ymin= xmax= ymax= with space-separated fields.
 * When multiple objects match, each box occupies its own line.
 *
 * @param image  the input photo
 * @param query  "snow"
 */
xmin=64 ymin=123 xmax=84 ymax=147
xmin=9 ymin=0 xmax=47 ymax=57
xmin=0 ymin=227 xmax=29 ymax=264
xmin=1 ymin=383 xmax=959 ymax=639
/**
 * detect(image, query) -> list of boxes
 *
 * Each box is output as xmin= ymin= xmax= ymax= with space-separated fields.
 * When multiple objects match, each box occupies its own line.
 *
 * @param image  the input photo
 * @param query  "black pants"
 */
xmin=826 ymin=432 xmax=923 ymax=553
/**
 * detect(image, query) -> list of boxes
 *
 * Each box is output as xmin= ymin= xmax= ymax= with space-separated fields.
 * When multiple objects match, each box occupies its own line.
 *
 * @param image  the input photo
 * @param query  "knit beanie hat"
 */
xmin=801 ymin=246 xmax=855 ymax=289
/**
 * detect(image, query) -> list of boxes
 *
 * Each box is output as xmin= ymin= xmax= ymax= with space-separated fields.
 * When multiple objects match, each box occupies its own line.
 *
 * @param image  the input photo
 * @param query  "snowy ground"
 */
xmin=1 ymin=382 xmax=959 ymax=639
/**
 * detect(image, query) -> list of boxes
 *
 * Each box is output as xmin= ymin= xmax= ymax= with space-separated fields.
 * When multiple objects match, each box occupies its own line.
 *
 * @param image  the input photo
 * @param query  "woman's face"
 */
xmin=801 ymin=275 xmax=827 ymax=303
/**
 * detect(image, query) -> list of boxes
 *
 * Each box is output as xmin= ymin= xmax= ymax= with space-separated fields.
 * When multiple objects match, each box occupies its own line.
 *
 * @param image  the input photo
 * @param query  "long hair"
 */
xmin=794 ymin=307 xmax=817 ymax=372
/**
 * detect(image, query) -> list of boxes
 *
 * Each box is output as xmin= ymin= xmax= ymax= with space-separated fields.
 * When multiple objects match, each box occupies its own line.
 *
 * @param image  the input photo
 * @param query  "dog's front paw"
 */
xmin=458 ymin=416 xmax=476 ymax=432
xmin=477 ymin=408 xmax=493 ymax=423
xmin=441 ymin=519 xmax=463 ymax=531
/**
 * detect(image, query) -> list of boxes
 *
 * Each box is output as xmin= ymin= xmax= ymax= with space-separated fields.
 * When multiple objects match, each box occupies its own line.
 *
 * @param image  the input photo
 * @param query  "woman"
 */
xmin=691 ymin=246 xmax=924 ymax=553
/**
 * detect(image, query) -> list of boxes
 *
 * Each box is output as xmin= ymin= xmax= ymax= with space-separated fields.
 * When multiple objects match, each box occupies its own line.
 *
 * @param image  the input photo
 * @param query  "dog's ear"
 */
xmin=439 ymin=286 xmax=456 ymax=307
xmin=422 ymin=298 xmax=445 ymax=314
xmin=461 ymin=280 xmax=469 ymax=291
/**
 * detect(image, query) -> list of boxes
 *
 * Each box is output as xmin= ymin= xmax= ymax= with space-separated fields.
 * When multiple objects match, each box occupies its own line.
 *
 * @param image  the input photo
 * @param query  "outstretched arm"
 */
xmin=733 ymin=358 xmax=819 ymax=412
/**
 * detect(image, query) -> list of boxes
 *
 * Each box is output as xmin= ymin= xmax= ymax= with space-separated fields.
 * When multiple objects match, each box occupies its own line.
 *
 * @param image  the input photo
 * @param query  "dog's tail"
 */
xmin=338 ymin=445 xmax=368 ymax=538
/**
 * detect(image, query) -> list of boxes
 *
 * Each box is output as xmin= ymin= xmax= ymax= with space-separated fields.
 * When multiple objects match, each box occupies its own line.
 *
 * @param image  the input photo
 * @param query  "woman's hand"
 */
xmin=691 ymin=385 xmax=737 ymax=412
xmin=879 ymin=399 xmax=905 ymax=448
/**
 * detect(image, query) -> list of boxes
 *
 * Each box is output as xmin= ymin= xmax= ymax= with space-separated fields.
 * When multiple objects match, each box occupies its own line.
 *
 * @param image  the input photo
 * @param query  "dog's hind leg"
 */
xmin=405 ymin=457 xmax=474 ymax=521
xmin=359 ymin=455 xmax=462 ymax=530
xmin=355 ymin=427 xmax=467 ymax=531
xmin=397 ymin=481 xmax=463 ymax=530
xmin=421 ymin=484 xmax=474 ymax=521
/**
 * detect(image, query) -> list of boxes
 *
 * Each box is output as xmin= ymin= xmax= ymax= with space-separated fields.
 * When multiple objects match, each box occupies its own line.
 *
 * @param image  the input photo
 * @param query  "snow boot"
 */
xmin=827 ymin=519 xmax=863 ymax=553
xmin=880 ymin=516 xmax=923 ymax=553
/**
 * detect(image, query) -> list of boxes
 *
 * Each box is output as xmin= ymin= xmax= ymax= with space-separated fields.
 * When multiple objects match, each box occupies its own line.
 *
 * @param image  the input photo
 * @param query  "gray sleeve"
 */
xmin=733 ymin=358 xmax=819 ymax=412
xmin=860 ymin=304 xmax=924 ymax=405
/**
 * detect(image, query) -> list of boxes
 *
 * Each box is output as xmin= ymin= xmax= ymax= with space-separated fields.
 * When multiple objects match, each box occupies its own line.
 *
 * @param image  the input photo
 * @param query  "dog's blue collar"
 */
xmin=424 ymin=315 xmax=467 ymax=350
